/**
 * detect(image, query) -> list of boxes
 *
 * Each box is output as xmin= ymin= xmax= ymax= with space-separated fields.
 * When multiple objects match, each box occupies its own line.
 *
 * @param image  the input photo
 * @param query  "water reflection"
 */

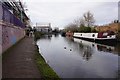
xmin=82 ymin=46 xmax=93 ymax=61
xmin=37 ymin=35 xmax=119 ymax=78
xmin=53 ymin=33 xmax=59 ymax=37
xmin=97 ymin=45 xmax=114 ymax=52
xmin=73 ymin=38 xmax=119 ymax=55
xmin=40 ymin=34 xmax=52 ymax=40
xmin=72 ymin=38 xmax=94 ymax=61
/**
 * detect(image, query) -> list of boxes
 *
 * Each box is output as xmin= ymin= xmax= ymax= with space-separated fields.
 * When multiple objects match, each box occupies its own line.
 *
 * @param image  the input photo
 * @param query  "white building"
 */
xmin=35 ymin=23 xmax=52 ymax=33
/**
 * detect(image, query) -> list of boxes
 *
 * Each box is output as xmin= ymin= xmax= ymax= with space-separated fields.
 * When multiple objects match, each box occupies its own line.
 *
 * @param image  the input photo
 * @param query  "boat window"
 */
xmin=103 ymin=33 xmax=108 ymax=36
xmin=81 ymin=34 xmax=82 ymax=36
xmin=92 ymin=34 xmax=95 ymax=37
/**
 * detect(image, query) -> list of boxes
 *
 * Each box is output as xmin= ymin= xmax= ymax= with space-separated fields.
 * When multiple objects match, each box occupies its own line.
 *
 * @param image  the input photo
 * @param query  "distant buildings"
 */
xmin=35 ymin=23 xmax=52 ymax=33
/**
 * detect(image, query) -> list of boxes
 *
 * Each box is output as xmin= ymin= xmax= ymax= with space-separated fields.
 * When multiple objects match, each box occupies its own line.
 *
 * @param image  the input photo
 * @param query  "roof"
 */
xmin=35 ymin=25 xmax=51 ymax=28
xmin=36 ymin=26 xmax=51 ymax=28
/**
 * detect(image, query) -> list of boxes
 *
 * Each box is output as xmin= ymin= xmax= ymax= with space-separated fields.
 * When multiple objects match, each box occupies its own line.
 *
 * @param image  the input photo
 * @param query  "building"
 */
xmin=35 ymin=23 xmax=52 ymax=33
xmin=1 ymin=0 xmax=29 ymax=26
xmin=1 ymin=0 xmax=29 ymax=53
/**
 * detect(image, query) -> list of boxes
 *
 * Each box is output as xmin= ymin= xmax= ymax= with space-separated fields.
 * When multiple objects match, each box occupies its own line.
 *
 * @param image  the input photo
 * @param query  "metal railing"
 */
xmin=0 ymin=2 xmax=25 ymax=28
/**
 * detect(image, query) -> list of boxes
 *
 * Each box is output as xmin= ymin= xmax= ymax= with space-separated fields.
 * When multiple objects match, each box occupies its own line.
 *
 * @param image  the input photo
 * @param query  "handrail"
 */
xmin=0 ymin=3 xmax=25 ymax=28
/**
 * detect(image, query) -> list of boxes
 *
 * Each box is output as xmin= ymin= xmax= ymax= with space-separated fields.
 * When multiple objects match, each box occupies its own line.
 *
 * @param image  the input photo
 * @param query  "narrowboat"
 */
xmin=73 ymin=31 xmax=117 ymax=45
xmin=61 ymin=31 xmax=66 ymax=37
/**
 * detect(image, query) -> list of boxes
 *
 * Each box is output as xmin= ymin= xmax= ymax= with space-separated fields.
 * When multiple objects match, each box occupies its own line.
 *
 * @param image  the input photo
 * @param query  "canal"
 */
xmin=37 ymin=34 xmax=119 ymax=78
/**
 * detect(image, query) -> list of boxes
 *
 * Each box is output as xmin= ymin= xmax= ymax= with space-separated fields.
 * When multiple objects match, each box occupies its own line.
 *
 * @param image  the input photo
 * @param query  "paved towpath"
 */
xmin=2 ymin=37 xmax=41 ymax=78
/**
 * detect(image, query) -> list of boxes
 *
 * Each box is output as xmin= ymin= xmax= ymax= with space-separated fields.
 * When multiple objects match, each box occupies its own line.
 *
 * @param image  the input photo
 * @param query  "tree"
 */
xmin=80 ymin=18 xmax=85 ymax=27
xmin=91 ymin=27 xmax=97 ymax=32
xmin=85 ymin=27 xmax=91 ymax=32
xmin=74 ymin=18 xmax=80 ymax=27
xmin=52 ymin=27 xmax=59 ymax=33
xmin=83 ymin=11 xmax=95 ymax=27
xmin=63 ymin=11 xmax=95 ymax=33
xmin=65 ymin=23 xmax=78 ymax=32
xmin=78 ymin=26 xmax=91 ymax=33
xmin=78 ymin=26 xmax=85 ymax=32
xmin=33 ymin=27 xmax=37 ymax=33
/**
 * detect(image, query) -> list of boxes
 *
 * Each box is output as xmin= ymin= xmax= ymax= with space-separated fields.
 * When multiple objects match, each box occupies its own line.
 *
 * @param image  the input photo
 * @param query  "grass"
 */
xmin=34 ymin=31 xmax=44 ymax=41
xmin=34 ymin=45 xmax=61 ymax=80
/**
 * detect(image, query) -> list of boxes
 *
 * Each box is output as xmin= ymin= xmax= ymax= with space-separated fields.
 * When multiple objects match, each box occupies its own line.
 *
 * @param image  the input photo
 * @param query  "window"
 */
xmin=81 ymin=34 xmax=82 ymax=36
xmin=103 ymin=33 xmax=108 ymax=36
xmin=92 ymin=34 xmax=95 ymax=37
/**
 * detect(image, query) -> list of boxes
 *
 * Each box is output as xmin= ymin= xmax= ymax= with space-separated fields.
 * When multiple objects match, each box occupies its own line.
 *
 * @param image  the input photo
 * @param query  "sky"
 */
xmin=23 ymin=0 xmax=119 ymax=29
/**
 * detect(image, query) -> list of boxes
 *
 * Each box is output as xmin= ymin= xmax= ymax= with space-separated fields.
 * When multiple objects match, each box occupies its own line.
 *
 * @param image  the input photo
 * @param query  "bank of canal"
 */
xmin=36 ymin=34 xmax=119 ymax=78
xmin=34 ymin=44 xmax=60 ymax=80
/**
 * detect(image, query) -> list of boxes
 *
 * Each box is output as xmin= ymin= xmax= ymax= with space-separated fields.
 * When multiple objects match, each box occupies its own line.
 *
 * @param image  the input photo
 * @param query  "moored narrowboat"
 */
xmin=73 ymin=31 xmax=117 ymax=44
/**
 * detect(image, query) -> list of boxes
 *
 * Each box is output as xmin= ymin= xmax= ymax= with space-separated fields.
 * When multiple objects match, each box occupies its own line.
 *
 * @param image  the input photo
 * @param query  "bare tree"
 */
xmin=74 ymin=18 xmax=80 ymax=27
xmin=80 ymin=17 xmax=85 ymax=27
xmin=65 ymin=23 xmax=78 ymax=32
xmin=74 ymin=17 xmax=86 ymax=27
xmin=64 ymin=11 xmax=95 ymax=32
xmin=83 ymin=11 xmax=95 ymax=27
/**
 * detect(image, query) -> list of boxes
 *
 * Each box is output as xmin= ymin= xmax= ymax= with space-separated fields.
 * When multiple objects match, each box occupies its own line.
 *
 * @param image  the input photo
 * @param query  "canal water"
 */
xmin=37 ymin=34 xmax=119 ymax=78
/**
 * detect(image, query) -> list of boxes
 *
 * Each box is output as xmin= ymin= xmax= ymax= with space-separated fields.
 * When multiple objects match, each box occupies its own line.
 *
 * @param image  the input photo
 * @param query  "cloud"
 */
xmin=92 ymin=2 xmax=118 ymax=25
xmin=24 ymin=1 xmax=118 ymax=28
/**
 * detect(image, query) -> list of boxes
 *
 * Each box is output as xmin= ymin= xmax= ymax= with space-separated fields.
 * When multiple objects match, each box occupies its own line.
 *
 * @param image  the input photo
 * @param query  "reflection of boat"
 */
xmin=73 ymin=31 xmax=117 ymax=45
xmin=73 ymin=38 xmax=115 ymax=53
xmin=97 ymin=45 xmax=114 ymax=52
xmin=61 ymin=32 xmax=66 ymax=37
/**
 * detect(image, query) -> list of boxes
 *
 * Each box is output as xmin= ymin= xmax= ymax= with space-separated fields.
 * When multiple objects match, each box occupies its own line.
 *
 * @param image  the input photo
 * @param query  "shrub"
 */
xmin=34 ymin=31 xmax=44 ymax=41
xmin=78 ymin=26 xmax=91 ymax=33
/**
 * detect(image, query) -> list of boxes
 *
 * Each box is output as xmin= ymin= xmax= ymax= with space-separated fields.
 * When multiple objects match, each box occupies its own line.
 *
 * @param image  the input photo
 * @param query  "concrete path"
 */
xmin=2 ymin=37 xmax=41 ymax=78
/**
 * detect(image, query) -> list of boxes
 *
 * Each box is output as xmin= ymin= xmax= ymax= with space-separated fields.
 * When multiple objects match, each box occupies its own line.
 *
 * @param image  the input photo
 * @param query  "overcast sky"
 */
xmin=24 ymin=0 xmax=119 ymax=29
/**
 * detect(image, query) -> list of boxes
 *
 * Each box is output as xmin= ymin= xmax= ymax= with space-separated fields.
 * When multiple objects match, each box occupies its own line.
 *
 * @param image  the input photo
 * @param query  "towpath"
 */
xmin=2 ymin=37 xmax=41 ymax=79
